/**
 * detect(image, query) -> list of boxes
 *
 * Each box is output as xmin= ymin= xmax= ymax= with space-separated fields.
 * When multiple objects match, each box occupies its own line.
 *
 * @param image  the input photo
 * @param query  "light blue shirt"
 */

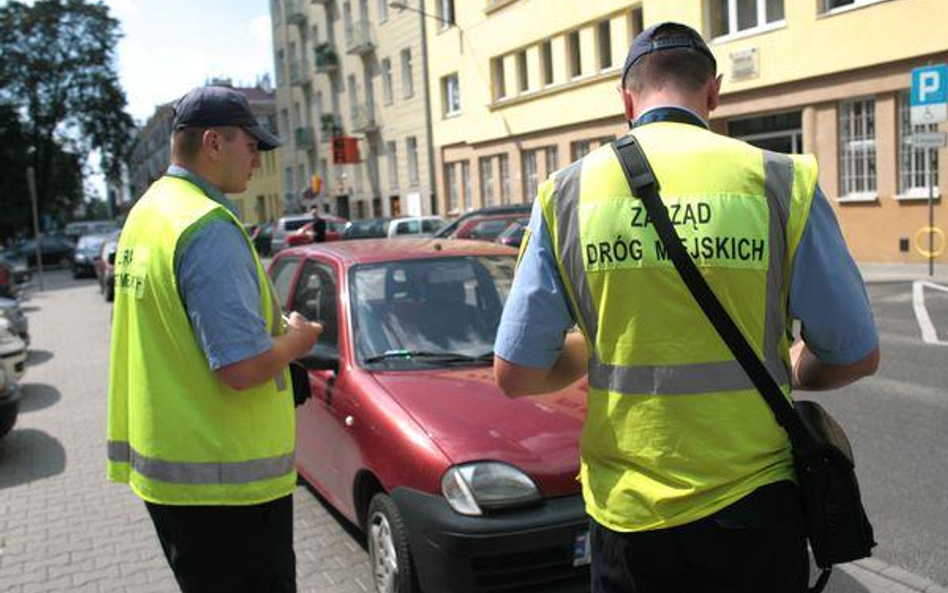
xmin=495 ymin=186 xmax=878 ymax=369
xmin=167 ymin=165 xmax=272 ymax=371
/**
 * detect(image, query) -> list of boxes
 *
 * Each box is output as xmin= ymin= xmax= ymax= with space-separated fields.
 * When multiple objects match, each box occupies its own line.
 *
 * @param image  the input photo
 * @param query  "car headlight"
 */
xmin=441 ymin=462 xmax=541 ymax=516
xmin=0 ymin=329 xmax=15 ymax=345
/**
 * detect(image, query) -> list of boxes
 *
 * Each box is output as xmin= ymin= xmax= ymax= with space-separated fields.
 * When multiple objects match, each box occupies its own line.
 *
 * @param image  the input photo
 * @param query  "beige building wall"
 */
xmin=426 ymin=0 xmax=948 ymax=263
xmin=271 ymin=0 xmax=435 ymax=221
xmin=231 ymin=148 xmax=285 ymax=225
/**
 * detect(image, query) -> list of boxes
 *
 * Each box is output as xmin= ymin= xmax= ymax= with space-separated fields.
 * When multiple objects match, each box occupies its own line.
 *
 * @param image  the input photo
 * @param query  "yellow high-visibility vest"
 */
xmin=107 ymin=176 xmax=295 ymax=505
xmin=539 ymin=122 xmax=818 ymax=531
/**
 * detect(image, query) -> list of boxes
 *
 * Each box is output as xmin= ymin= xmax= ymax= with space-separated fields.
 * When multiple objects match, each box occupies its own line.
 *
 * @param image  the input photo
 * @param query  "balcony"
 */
xmin=345 ymin=20 xmax=376 ymax=55
xmin=285 ymin=0 xmax=306 ymax=25
xmin=295 ymin=126 xmax=315 ymax=149
xmin=351 ymin=103 xmax=379 ymax=134
xmin=314 ymin=43 xmax=339 ymax=74
xmin=320 ymin=114 xmax=342 ymax=141
xmin=289 ymin=61 xmax=311 ymax=86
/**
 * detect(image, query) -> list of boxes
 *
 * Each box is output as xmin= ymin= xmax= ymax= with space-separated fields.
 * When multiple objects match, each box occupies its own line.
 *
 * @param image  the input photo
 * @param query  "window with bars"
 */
xmin=571 ymin=140 xmax=591 ymax=161
xmin=545 ymin=146 xmax=559 ymax=176
xmin=709 ymin=0 xmax=785 ymax=39
xmin=480 ymin=157 xmax=495 ymax=207
xmin=461 ymin=161 xmax=471 ymax=211
xmin=499 ymin=154 xmax=511 ymax=204
xmin=446 ymin=163 xmax=459 ymax=212
xmin=522 ymin=150 xmax=539 ymax=199
xmin=838 ymin=98 xmax=877 ymax=199
xmin=443 ymin=73 xmax=461 ymax=115
xmin=898 ymin=91 xmax=940 ymax=198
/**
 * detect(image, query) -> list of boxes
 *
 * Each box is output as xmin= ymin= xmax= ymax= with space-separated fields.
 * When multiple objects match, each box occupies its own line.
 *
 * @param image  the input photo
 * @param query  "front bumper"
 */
xmin=0 ymin=382 xmax=22 ymax=436
xmin=391 ymin=488 xmax=590 ymax=593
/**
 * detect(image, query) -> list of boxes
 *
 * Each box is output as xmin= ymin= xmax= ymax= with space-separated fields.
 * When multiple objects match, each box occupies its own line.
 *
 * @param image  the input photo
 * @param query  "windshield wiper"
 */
xmin=363 ymin=350 xmax=494 ymax=365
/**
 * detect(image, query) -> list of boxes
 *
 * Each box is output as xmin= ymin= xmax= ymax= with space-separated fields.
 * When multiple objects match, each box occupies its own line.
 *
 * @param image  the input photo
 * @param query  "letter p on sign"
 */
xmin=911 ymin=65 xmax=948 ymax=125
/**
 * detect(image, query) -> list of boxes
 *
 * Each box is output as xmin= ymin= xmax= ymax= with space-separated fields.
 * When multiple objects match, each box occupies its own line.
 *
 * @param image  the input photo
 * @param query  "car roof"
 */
xmin=282 ymin=237 xmax=516 ymax=267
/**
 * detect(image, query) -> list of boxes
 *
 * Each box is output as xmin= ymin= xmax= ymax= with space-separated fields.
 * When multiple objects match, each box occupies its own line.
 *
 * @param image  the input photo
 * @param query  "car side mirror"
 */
xmin=296 ymin=350 xmax=340 ymax=372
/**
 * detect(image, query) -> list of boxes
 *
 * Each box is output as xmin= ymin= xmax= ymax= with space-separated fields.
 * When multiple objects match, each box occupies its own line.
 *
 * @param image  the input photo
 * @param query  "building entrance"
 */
xmin=728 ymin=111 xmax=803 ymax=154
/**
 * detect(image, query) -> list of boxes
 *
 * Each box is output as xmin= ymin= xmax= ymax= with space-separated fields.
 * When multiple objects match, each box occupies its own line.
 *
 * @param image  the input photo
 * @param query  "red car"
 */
xmin=285 ymin=214 xmax=349 ymax=246
xmin=269 ymin=239 xmax=590 ymax=593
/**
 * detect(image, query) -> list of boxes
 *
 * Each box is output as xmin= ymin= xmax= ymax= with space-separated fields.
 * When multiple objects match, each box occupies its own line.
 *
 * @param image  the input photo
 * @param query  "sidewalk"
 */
xmin=858 ymin=262 xmax=948 ymax=284
xmin=836 ymin=558 xmax=948 ymax=593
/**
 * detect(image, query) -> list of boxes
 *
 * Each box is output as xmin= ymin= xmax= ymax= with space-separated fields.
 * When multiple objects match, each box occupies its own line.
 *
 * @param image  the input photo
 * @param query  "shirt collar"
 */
xmin=633 ymin=105 xmax=709 ymax=129
xmin=165 ymin=164 xmax=241 ymax=219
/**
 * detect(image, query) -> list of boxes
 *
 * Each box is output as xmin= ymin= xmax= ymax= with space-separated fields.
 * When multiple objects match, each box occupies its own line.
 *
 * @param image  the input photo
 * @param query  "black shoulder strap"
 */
xmin=611 ymin=135 xmax=818 ymax=457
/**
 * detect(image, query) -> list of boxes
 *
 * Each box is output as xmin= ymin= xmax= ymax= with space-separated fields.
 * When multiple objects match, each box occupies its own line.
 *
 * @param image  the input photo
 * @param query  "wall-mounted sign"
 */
xmin=730 ymin=47 xmax=759 ymax=82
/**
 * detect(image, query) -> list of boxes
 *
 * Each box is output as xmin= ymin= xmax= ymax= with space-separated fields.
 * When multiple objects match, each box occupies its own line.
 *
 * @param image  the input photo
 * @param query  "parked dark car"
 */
xmin=434 ymin=204 xmax=532 ymax=242
xmin=341 ymin=217 xmax=392 ymax=240
xmin=11 ymin=236 xmax=75 ymax=268
xmin=72 ymin=233 xmax=108 ymax=278
xmin=495 ymin=217 xmax=529 ymax=249
xmin=269 ymin=239 xmax=590 ymax=593
xmin=0 ymin=364 xmax=20 ymax=438
xmin=95 ymin=232 xmax=120 ymax=302
xmin=0 ymin=256 xmax=17 ymax=299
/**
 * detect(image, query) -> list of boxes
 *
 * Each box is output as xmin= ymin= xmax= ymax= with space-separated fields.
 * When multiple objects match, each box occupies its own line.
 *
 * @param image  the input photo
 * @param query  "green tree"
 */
xmin=0 ymin=0 xmax=132 ymax=234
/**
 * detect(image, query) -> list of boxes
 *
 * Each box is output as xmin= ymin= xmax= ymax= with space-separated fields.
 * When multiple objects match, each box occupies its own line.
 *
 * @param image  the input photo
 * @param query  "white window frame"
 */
xmin=446 ymin=163 xmax=459 ymax=212
xmin=709 ymin=0 xmax=786 ymax=42
xmin=480 ymin=157 xmax=495 ymax=207
xmin=443 ymin=73 xmax=461 ymax=116
xmin=386 ymin=141 xmax=399 ymax=189
xmin=401 ymin=48 xmax=414 ymax=99
xmin=438 ymin=0 xmax=455 ymax=30
xmin=499 ymin=153 xmax=510 ymax=204
xmin=381 ymin=58 xmax=394 ymax=105
xmin=897 ymin=91 xmax=940 ymax=200
xmin=837 ymin=97 xmax=878 ymax=202
xmin=377 ymin=0 xmax=388 ymax=22
xmin=407 ymin=136 xmax=419 ymax=185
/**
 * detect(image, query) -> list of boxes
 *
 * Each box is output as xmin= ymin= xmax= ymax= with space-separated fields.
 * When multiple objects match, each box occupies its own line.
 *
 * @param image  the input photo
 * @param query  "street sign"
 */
xmin=911 ymin=64 xmax=948 ymax=125
xmin=910 ymin=131 xmax=948 ymax=149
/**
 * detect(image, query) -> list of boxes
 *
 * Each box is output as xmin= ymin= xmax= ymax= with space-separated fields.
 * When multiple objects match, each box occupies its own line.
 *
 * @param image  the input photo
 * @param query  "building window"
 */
xmin=386 ymin=141 xmax=399 ymax=188
xmin=838 ymin=97 xmax=877 ymax=199
xmin=571 ymin=140 xmax=591 ymax=161
xmin=460 ymin=161 xmax=471 ymax=210
xmin=377 ymin=0 xmax=388 ymax=22
xmin=343 ymin=2 xmax=353 ymax=47
xmin=381 ymin=58 xmax=394 ymax=105
xmin=347 ymin=75 xmax=358 ymax=123
xmin=821 ymin=0 xmax=882 ymax=12
xmin=631 ymin=7 xmax=644 ymax=37
xmin=541 ymin=40 xmax=554 ymax=86
xmin=545 ymin=146 xmax=559 ymax=176
xmin=437 ymin=0 xmax=455 ymax=28
xmin=568 ymin=30 xmax=582 ymax=78
xmin=597 ymin=20 xmax=612 ymax=70
xmin=516 ymin=50 xmax=529 ymax=93
xmin=499 ymin=153 xmax=510 ymax=204
xmin=899 ymin=91 xmax=940 ymax=198
xmin=709 ymin=0 xmax=785 ymax=39
xmin=446 ymin=163 xmax=459 ymax=212
xmin=407 ymin=136 xmax=419 ymax=185
xmin=442 ymin=73 xmax=461 ymax=115
xmin=522 ymin=150 xmax=538 ymax=199
xmin=401 ymin=48 xmax=414 ymax=98
xmin=276 ymin=50 xmax=286 ymax=86
xmin=493 ymin=57 xmax=507 ymax=100
xmin=480 ymin=157 xmax=495 ymax=207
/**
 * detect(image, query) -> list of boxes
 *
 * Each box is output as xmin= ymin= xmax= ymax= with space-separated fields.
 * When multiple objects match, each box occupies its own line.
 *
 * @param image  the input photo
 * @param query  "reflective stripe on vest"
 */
xmin=107 ymin=440 xmax=294 ymax=485
xmin=555 ymin=150 xmax=795 ymax=395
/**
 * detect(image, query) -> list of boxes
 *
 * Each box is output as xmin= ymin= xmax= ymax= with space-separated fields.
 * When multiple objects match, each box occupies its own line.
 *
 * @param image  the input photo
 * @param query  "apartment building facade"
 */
xmin=270 ymin=0 xmax=435 ymax=221
xmin=427 ymin=0 xmax=947 ymax=263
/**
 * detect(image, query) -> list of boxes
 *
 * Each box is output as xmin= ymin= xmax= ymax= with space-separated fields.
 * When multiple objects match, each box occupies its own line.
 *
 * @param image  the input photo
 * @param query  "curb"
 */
xmin=842 ymin=558 xmax=948 ymax=593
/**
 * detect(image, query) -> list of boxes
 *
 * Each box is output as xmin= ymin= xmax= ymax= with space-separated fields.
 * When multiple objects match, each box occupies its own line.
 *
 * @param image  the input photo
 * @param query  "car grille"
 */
xmin=471 ymin=545 xmax=590 ymax=592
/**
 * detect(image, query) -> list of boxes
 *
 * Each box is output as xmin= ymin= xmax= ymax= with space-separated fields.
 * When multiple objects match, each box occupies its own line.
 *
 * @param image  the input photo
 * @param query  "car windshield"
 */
xmin=77 ymin=235 xmax=106 ymax=254
xmin=350 ymin=255 xmax=515 ymax=368
xmin=283 ymin=218 xmax=310 ymax=232
xmin=344 ymin=218 xmax=390 ymax=239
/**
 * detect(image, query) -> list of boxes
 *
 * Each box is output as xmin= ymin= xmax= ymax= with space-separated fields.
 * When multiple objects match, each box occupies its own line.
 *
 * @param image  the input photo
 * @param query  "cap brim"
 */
xmin=245 ymin=124 xmax=281 ymax=151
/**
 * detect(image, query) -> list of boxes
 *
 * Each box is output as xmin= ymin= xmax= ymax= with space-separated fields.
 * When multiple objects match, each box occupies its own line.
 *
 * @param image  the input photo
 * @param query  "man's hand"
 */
xmin=284 ymin=311 xmax=323 ymax=359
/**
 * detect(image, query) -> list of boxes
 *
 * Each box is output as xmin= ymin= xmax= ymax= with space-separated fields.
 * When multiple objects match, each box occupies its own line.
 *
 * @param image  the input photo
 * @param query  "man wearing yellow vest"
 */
xmin=107 ymin=86 xmax=322 ymax=592
xmin=494 ymin=23 xmax=880 ymax=593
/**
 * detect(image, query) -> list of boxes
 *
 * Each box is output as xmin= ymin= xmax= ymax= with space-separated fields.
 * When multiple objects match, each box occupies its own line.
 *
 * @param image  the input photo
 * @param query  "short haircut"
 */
xmin=624 ymin=33 xmax=715 ymax=96
xmin=171 ymin=126 xmax=239 ymax=162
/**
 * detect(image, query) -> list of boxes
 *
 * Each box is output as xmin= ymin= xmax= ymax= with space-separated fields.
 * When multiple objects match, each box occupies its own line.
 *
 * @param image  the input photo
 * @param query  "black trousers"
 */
xmin=145 ymin=495 xmax=296 ymax=593
xmin=590 ymin=481 xmax=809 ymax=593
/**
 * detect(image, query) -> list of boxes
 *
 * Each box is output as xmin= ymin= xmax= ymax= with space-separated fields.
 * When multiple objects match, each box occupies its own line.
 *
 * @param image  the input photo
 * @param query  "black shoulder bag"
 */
xmin=612 ymin=135 xmax=876 ymax=593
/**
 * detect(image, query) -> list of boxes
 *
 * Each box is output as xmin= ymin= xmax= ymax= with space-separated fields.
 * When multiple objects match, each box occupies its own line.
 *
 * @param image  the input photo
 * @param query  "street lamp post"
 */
xmin=388 ymin=1 xmax=451 ymax=26
xmin=26 ymin=166 xmax=46 ymax=292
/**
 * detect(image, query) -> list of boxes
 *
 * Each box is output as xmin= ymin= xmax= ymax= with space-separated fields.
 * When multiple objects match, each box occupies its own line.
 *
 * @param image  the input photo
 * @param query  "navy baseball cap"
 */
xmin=172 ymin=86 xmax=281 ymax=151
xmin=621 ymin=22 xmax=716 ymax=86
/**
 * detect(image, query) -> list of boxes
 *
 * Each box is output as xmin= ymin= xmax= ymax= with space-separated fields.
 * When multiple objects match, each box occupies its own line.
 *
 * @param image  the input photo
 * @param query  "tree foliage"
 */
xmin=0 ymin=0 xmax=132 ymax=235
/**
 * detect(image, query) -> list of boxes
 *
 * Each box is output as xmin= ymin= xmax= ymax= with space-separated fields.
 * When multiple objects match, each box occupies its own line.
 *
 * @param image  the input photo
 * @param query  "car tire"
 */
xmin=0 ymin=409 xmax=16 ymax=438
xmin=367 ymin=493 xmax=418 ymax=593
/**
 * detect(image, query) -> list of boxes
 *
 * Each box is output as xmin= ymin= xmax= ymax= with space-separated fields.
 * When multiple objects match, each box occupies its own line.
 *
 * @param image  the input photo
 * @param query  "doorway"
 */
xmin=728 ymin=111 xmax=803 ymax=154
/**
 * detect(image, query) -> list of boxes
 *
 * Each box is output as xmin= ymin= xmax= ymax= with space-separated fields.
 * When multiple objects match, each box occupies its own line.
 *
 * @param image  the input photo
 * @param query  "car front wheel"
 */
xmin=367 ymin=493 xmax=417 ymax=593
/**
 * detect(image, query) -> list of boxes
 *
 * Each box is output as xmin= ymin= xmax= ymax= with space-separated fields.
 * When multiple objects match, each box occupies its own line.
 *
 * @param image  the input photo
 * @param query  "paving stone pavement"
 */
xmin=0 ymin=271 xmax=372 ymax=592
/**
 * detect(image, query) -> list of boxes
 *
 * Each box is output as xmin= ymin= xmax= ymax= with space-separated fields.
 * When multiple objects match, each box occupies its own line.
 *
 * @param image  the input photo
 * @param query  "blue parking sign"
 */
xmin=911 ymin=65 xmax=948 ymax=125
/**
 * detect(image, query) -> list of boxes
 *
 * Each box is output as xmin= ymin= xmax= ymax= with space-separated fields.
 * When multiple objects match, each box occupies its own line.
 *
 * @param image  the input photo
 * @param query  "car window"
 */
xmin=270 ymin=257 xmax=300 ymax=306
xmin=290 ymin=260 xmax=338 ymax=356
xmin=421 ymin=219 xmax=443 ymax=233
xmin=283 ymin=218 xmax=310 ymax=232
xmin=350 ymin=255 xmax=516 ymax=367
xmin=395 ymin=220 xmax=420 ymax=235
xmin=468 ymin=219 xmax=512 ymax=240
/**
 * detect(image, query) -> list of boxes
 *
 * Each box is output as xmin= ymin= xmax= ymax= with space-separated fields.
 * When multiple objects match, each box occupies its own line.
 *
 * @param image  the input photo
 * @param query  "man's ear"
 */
xmin=621 ymin=86 xmax=636 ymax=122
xmin=707 ymin=74 xmax=723 ymax=113
xmin=202 ymin=129 xmax=223 ymax=161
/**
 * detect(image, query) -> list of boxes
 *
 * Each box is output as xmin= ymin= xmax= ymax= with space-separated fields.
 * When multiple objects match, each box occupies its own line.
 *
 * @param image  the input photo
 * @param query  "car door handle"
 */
xmin=344 ymin=415 xmax=355 ymax=427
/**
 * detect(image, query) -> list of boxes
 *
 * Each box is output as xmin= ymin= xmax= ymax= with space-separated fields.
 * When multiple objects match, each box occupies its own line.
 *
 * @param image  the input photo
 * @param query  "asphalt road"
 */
xmin=801 ymin=282 xmax=948 ymax=586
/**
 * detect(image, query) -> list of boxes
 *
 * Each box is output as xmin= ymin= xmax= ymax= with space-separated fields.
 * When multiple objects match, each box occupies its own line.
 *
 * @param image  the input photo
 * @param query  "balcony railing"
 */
xmin=351 ymin=103 xmax=379 ymax=134
xmin=285 ymin=0 xmax=306 ymax=25
xmin=314 ymin=44 xmax=339 ymax=74
xmin=289 ymin=61 xmax=311 ymax=86
xmin=295 ymin=127 xmax=315 ymax=149
xmin=345 ymin=20 xmax=376 ymax=55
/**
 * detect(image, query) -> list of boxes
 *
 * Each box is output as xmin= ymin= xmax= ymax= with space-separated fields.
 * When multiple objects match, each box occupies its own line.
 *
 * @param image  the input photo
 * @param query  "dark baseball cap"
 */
xmin=172 ymin=86 xmax=281 ymax=151
xmin=621 ymin=22 xmax=717 ymax=86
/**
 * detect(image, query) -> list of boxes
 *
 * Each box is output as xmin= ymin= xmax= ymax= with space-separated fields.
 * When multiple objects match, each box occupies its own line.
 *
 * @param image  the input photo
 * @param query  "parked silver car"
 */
xmin=271 ymin=213 xmax=314 ymax=253
xmin=0 ymin=364 xmax=20 ymax=438
xmin=0 ymin=298 xmax=29 ymax=345
xmin=0 ymin=318 xmax=27 ymax=382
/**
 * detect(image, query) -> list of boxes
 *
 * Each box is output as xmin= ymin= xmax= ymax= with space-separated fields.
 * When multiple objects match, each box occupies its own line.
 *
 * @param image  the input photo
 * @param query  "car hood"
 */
xmin=370 ymin=366 xmax=587 ymax=497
